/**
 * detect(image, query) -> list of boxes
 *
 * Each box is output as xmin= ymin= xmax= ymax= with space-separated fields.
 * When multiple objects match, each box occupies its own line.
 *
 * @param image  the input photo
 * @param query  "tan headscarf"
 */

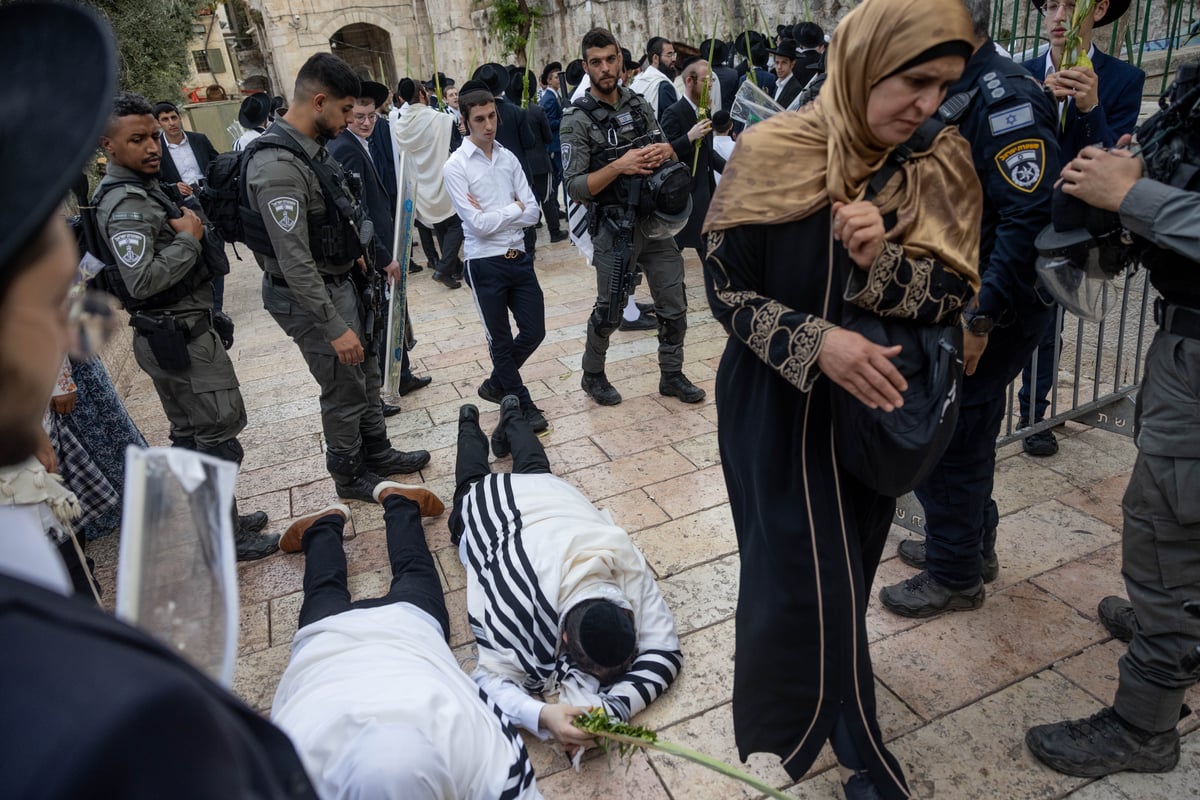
xmin=703 ymin=0 xmax=982 ymax=290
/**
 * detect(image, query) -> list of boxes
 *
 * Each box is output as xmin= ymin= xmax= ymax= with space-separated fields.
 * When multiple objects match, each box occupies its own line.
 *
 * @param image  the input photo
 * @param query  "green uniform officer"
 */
xmin=97 ymin=92 xmax=276 ymax=561
xmin=244 ymin=53 xmax=429 ymax=502
xmin=561 ymin=27 xmax=706 ymax=408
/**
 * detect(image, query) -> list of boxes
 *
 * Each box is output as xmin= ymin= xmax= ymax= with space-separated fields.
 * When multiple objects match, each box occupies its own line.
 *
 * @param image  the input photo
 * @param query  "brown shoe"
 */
xmin=280 ymin=504 xmax=352 ymax=553
xmin=372 ymin=481 xmax=445 ymax=517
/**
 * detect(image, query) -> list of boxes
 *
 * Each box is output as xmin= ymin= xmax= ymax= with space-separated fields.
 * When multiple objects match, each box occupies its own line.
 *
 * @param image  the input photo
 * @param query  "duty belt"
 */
xmin=129 ymin=311 xmax=212 ymax=340
xmin=267 ymin=272 xmax=351 ymax=289
xmin=1154 ymin=298 xmax=1200 ymax=340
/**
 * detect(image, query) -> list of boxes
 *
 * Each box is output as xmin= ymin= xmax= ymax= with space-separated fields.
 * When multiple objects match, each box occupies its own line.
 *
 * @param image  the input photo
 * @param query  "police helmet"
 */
xmin=638 ymin=160 xmax=693 ymax=239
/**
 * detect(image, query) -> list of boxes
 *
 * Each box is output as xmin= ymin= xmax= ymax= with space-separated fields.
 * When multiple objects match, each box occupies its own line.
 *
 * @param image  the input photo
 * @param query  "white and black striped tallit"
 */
xmin=462 ymin=472 xmax=683 ymax=724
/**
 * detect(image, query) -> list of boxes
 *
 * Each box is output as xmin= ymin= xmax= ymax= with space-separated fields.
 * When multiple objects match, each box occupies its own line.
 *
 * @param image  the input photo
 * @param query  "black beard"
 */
xmin=660 ymin=63 xmax=678 ymax=80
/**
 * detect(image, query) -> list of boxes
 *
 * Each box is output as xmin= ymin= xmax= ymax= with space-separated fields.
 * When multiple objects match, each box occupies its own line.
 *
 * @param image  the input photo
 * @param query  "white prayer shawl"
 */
xmin=272 ymin=603 xmax=539 ymax=800
xmin=629 ymin=64 xmax=672 ymax=118
xmin=392 ymin=103 xmax=456 ymax=225
xmin=462 ymin=473 xmax=682 ymax=726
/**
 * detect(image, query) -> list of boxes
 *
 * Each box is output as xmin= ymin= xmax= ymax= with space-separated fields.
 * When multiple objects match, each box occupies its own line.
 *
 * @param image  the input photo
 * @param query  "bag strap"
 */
xmin=864 ymin=88 xmax=975 ymax=200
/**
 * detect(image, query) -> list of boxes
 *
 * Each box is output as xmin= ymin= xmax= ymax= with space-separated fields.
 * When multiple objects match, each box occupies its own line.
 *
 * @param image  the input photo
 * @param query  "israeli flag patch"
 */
xmin=988 ymin=103 xmax=1034 ymax=136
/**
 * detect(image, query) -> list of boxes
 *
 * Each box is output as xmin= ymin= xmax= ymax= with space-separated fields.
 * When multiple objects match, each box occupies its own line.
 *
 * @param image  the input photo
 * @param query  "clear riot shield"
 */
xmin=730 ymin=80 xmax=784 ymax=127
xmin=384 ymin=151 xmax=418 ymax=401
xmin=115 ymin=447 xmax=238 ymax=686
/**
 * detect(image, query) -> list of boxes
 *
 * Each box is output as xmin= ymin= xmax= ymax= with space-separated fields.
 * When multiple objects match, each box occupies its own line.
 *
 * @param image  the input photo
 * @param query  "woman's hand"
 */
xmin=817 ymin=327 xmax=907 ymax=411
xmin=831 ymin=201 xmax=886 ymax=269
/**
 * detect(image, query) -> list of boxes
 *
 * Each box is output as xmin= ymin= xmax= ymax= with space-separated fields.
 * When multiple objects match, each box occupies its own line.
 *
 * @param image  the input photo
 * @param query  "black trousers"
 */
xmin=463 ymin=252 xmax=545 ymax=407
xmin=533 ymin=171 xmax=561 ymax=236
xmin=449 ymin=405 xmax=551 ymax=543
xmin=297 ymin=496 xmax=450 ymax=640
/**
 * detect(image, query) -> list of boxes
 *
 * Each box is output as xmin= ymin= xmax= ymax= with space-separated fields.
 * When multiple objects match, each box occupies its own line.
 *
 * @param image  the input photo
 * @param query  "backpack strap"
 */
xmin=866 ymin=113 xmax=952 ymax=200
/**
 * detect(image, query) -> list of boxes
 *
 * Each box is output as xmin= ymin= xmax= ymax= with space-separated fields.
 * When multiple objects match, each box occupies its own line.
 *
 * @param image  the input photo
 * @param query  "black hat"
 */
xmin=424 ymin=72 xmax=454 ymax=91
xmin=700 ymin=38 xmax=727 ymax=64
xmin=578 ymin=602 xmax=636 ymax=668
xmin=767 ymin=38 xmax=800 ymax=60
xmin=238 ymin=93 xmax=271 ymax=128
xmin=793 ymin=21 xmax=825 ymax=50
xmin=506 ymin=70 xmax=538 ymax=105
xmin=358 ymin=80 xmax=389 ymax=109
xmin=1031 ymin=0 xmax=1131 ymax=27
xmin=457 ymin=79 xmax=494 ymax=109
xmin=540 ymin=61 xmax=562 ymax=85
xmin=1 ymin=2 xmax=116 ymax=272
xmin=472 ymin=63 xmax=507 ymax=96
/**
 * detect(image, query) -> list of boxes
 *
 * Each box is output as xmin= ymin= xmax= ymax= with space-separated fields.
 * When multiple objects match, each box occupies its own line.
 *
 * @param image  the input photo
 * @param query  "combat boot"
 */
xmin=327 ymin=450 xmax=389 ymax=504
xmin=1098 ymin=596 xmax=1138 ymax=643
xmin=897 ymin=530 xmax=999 ymax=583
xmin=878 ymin=570 xmax=984 ymax=618
xmin=1026 ymin=707 xmax=1180 ymax=777
xmin=363 ymin=436 xmax=431 ymax=476
xmin=659 ymin=371 xmax=706 ymax=403
xmin=230 ymin=501 xmax=278 ymax=561
xmin=239 ymin=511 xmax=269 ymax=533
xmin=581 ymin=371 xmax=621 ymax=406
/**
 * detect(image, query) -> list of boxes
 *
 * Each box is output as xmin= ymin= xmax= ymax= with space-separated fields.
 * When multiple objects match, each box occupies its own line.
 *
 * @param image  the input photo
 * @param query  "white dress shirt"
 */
xmin=442 ymin=139 xmax=540 ymax=260
xmin=163 ymin=134 xmax=203 ymax=184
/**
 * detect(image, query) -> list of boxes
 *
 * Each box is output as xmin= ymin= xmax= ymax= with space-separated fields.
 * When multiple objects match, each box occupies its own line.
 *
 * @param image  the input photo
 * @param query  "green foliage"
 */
xmin=488 ymin=0 xmax=542 ymax=60
xmin=90 ymin=0 xmax=208 ymax=104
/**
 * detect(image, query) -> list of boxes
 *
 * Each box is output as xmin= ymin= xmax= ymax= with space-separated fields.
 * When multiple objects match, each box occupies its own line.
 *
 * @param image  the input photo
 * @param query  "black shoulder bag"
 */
xmin=830 ymin=116 xmax=966 ymax=498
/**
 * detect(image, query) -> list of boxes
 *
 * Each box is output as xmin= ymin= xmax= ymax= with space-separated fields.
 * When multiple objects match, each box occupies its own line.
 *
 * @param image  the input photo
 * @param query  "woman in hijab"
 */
xmin=701 ymin=1 xmax=982 ymax=798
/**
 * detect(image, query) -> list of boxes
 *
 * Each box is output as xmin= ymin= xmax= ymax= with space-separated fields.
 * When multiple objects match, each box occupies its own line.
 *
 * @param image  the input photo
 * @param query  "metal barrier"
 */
xmin=989 ymin=0 xmax=1200 ymax=93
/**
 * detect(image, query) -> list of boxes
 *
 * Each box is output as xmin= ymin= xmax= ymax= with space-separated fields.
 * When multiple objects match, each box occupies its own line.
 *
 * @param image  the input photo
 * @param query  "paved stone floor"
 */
xmin=92 ymin=230 xmax=1197 ymax=799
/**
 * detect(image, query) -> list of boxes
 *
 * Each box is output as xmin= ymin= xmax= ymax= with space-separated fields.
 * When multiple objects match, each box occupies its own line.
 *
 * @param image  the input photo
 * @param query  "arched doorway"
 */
xmin=330 ymin=23 xmax=396 ymax=89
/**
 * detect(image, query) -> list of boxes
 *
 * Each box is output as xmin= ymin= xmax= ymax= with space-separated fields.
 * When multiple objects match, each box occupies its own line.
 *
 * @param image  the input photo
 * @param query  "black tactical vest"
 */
xmin=573 ymin=91 xmax=661 ymax=208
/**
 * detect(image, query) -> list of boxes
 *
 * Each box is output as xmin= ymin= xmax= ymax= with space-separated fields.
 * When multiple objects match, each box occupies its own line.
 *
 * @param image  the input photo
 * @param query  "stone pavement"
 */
xmin=91 ymin=231 xmax=1197 ymax=799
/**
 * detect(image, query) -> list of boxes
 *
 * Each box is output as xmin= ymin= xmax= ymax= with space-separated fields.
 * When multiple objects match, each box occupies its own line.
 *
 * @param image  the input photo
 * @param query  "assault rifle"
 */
xmin=345 ymin=171 xmax=385 ymax=358
xmin=605 ymin=176 xmax=643 ymax=327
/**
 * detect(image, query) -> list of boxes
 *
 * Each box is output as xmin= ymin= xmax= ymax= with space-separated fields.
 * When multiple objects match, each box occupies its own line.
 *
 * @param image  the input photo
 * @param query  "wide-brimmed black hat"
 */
xmin=1 ymin=2 xmax=116 ymax=272
xmin=793 ymin=21 xmax=826 ymax=50
xmin=423 ymin=72 xmax=454 ymax=91
xmin=1031 ymin=0 xmax=1131 ymax=27
xmin=472 ymin=63 xmax=507 ymax=97
xmin=238 ymin=93 xmax=271 ymax=128
xmin=358 ymin=80 xmax=389 ymax=108
xmin=767 ymin=38 xmax=800 ymax=60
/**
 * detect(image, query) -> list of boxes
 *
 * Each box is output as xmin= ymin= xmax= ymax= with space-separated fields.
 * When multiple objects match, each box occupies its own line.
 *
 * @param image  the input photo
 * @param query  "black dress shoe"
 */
xmin=523 ymin=404 xmax=549 ymax=433
xmin=619 ymin=313 xmax=658 ymax=331
xmin=878 ymin=571 xmax=985 ymax=618
xmin=239 ymin=511 xmax=269 ymax=532
xmin=581 ymin=371 xmax=621 ymax=406
xmin=1023 ymin=428 xmax=1059 ymax=456
xmin=381 ymin=402 xmax=402 ymax=417
xmin=549 ymin=231 xmax=569 ymax=243
xmin=432 ymin=270 xmax=461 ymax=289
xmin=491 ymin=396 xmax=522 ymax=458
xmin=1026 ymin=707 xmax=1180 ymax=778
xmin=659 ymin=372 xmax=706 ymax=403
xmin=477 ymin=379 xmax=504 ymax=404
xmin=409 ymin=263 xmax=424 ymax=273
xmin=397 ymin=374 xmax=432 ymax=396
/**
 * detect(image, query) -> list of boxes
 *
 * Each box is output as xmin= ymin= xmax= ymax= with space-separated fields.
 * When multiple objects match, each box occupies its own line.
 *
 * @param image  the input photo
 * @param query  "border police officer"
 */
xmin=879 ymin=0 xmax=1061 ymax=616
xmin=96 ymin=92 xmax=277 ymax=561
xmin=244 ymin=54 xmax=430 ymax=502
xmin=562 ymin=27 xmax=706 ymax=407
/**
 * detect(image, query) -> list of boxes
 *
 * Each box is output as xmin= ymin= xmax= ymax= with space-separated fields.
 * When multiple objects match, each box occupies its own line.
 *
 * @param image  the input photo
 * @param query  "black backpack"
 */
xmin=203 ymin=150 xmax=245 ymax=243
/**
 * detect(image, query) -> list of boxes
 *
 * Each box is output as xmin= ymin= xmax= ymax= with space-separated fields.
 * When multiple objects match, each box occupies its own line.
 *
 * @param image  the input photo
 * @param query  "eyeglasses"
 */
xmin=1040 ymin=1 xmax=1077 ymax=17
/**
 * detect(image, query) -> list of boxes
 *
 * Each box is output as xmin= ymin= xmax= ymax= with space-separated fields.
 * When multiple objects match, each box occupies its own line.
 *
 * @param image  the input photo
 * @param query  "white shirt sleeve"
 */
xmin=443 ymin=156 xmax=526 ymax=237
xmin=508 ymin=154 xmax=542 ymax=229
xmin=472 ymin=667 xmax=549 ymax=739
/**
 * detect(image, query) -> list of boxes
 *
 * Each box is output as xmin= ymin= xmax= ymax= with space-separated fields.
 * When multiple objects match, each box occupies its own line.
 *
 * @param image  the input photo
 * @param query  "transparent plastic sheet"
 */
xmin=1035 ymin=252 xmax=1116 ymax=322
xmin=730 ymin=80 xmax=784 ymax=127
xmin=115 ymin=447 xmax=238 ymax=687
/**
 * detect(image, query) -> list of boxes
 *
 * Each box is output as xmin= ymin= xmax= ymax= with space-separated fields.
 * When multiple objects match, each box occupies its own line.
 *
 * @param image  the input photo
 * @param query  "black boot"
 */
xmin=230 ymin=501 xmax=278 ymax=561
xmin=328 ymin=450 xmax=389 ymax=504
xmin=878 ymin=570 xmax=985 ymax=618
xmin=239 ymin=511 xmax=269 ymax=532
xmin=659 ymin=371 xmax=706 ymax=403
xmin=581 ymin=370 xmax=621 ymax=406
xmin=1026 ymin=707 xmax=1180 ymax=777
xmin=1098 ymin=596 xmax=1138 ymax=642
xmin=363 ymin=436 xmax=431 ymax=476
xmin=897 ymin=530 xmax=999 ymax=583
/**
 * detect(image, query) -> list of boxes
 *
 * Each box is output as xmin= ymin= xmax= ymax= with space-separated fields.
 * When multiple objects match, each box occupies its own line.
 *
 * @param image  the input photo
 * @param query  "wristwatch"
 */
xmin=962 ymin=311 xmax=994 ymax=336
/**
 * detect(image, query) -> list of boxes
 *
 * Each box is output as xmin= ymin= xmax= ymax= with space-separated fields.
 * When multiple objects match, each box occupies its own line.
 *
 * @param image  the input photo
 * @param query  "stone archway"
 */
xmin=330 ymin=23 xmax=397 ymax=88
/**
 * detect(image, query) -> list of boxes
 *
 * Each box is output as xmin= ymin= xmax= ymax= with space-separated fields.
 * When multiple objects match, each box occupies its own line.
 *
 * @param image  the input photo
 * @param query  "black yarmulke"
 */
xmin=579 ymin=602 xmax=636 ymax=668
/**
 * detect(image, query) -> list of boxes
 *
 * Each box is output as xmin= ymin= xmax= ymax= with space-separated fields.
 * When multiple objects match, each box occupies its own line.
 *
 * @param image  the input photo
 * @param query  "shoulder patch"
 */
xmin=561 ymin=142 xmax=572 ymax=164
xmin=110 ymin=231 xmax=148 ymax=267
xmin=267 ymin=197 xmax=300 ymax=232
xmin=988 ymin=102 xmax=1034 ymax=136
xmin=994 ymin=139 xmax=1046 ymax=194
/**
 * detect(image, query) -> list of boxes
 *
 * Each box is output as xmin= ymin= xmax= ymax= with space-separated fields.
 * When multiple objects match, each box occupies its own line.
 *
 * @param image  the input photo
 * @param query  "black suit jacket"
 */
xmin=0 ymin=574 xmax=316 ymax=799
xmin=713 ymin=65 xmax=739 ymax=114
xmin=495 ymin=97 xmax=536 ymax=188
xmin=329 ymin=130 xmax=396 ymax=267
xmin=660 ymin=97 xmax=727 ymax=250
xmin=775 ymin=74 xmax=804 ymax=110
xmin=368 ymin=117 xmax=398 ymax=214
xmin=158 ymin=130 xmax=218 ymax=186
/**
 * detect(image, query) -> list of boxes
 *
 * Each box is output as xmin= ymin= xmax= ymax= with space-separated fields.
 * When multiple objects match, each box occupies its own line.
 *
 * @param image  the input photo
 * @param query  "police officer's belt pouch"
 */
xmin=131 ymin=314 xmax=192 ymax=371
